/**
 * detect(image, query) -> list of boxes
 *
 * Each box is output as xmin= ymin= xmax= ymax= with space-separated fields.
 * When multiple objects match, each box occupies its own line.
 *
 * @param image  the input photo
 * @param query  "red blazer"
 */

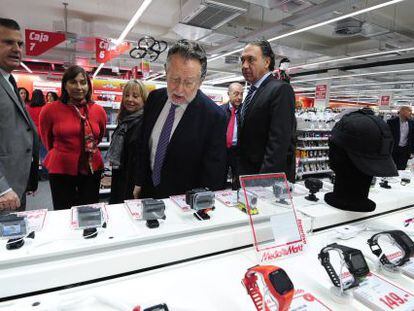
xmin=39 ymin=101 xmax=107 ymax=175
xmin=25 ymin=104 xmax=43 ymax=134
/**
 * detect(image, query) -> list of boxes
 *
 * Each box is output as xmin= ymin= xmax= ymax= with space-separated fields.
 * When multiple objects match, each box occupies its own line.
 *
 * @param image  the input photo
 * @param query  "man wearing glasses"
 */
xmin=135 ymin=40 xmax=227 ymax=199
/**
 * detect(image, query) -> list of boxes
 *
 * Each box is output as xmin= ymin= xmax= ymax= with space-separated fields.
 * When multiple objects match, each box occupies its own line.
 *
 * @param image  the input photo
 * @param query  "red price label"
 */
xmin=379 ymin=292 xmax=410 ymax=309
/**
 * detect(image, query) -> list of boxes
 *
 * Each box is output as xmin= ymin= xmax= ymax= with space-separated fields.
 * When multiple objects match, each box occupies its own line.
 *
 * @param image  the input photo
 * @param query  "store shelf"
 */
xmin=106 ymin=124 xmax=117 ymax=130
xmin=98 ymin=142 xmax=110 ymax=148
xmin=297 ymin=137 xmax=329 ymax=141
xmin=299 ymin=157 xmax=329 ymax=163
xmin=96 ymin=101 xmax=120 ymax=109
xmin=297 ymin=128 xmax=332 ymax=132
xmin=297 ymin=146 xmax=329 ymax=151
xmin=298 ymin=169 xmax=333 ymax=176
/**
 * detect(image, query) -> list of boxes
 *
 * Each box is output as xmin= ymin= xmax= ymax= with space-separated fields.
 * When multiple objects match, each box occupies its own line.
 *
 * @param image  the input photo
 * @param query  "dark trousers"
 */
xmin=49 ymin=171 xmax=102 ymax=210
xmin=226 ymin=146 xmax=239 ymax=190
xmin=392 ymin=146 xmax=411 ymax=170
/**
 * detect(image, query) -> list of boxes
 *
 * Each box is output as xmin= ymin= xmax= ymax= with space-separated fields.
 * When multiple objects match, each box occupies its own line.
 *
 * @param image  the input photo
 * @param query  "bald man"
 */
xmin=221 ymin=82 xmax=243 ymax=189
xmin=387 ymin=106 xmax=414 ymax=170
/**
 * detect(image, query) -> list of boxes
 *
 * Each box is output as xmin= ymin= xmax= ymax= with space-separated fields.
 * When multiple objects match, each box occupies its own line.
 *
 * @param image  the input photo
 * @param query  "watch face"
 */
xmin=269 ymin=269 xmax=294 ymax=295
xmin=349 ymin=253 xmax=369 ymax=276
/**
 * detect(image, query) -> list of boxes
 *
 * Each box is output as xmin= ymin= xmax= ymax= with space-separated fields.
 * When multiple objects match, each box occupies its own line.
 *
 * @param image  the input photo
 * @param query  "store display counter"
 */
xmin=3 ymin=207 xmax=414 ymax=310
xmin=0 ymin=176 xmax=413 ymax=302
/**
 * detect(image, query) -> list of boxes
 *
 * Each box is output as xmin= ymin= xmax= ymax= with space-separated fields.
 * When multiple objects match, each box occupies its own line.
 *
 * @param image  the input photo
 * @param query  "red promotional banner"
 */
xmin=96 ymin=38 xmax=131 ymax=63
xmin=315 ymin=84 xmax=328 ymax=100
xmin=25 ymin=29 xmax=66 ymax=56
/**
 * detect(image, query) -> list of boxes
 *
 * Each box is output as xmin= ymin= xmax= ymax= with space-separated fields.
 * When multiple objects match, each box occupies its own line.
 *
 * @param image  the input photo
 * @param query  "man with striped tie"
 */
xmin=134 ymin=40 xmax=227 ymax=199
xmin=237 ymin=40 xmax=296 ymax=179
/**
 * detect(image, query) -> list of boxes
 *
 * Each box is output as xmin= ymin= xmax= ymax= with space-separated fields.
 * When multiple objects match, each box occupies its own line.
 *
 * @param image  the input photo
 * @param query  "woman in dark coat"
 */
xmin=108 ymin=79 xmax=148 ymax=204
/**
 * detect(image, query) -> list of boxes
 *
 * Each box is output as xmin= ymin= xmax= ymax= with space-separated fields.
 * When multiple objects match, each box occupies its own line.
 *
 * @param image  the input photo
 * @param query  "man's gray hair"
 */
xmin=166 ymin=39 xmax=207 ymax=80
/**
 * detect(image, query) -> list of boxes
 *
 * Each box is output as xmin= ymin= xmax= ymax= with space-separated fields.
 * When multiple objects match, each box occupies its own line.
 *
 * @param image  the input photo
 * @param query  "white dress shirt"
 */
xmin=149 ymin=100 xmax=189 ymax=170
xmin=399 ymin=119 xmax=409 ymax=147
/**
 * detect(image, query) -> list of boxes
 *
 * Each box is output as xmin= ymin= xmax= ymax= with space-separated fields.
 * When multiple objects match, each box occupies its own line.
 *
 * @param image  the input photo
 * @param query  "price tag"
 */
xmin=124 ymin=200 xmax=143 ymax=220
xmin=354 ymin=273 xmax=414 ymax=311
xmin=215 ymin=190 xmax=237 ymax=207
xmin=291 ymin=290 xmax=332 ymax=311
xmin=16 ymin=209 xmax=47 ymax=232
xmin=169 ymin=195 xmax=191 ymax=212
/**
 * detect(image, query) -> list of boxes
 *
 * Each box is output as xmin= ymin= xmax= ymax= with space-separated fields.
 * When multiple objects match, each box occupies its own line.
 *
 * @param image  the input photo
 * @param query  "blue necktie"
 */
xmin=240 ymin=85 xmax=257 ymax=124
xmin=152 ymin=103 xmax=177 ymax=186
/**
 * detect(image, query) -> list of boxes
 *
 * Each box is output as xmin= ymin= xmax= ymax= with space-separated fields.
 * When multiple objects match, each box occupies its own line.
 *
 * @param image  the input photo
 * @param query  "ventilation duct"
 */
xmin=181 ymin=0 xmax=247 ymax=30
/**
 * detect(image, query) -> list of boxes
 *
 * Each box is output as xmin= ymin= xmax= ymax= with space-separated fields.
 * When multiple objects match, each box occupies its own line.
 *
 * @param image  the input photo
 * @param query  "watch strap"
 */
xmin=243 ymin=273 xmax=268 ymax=311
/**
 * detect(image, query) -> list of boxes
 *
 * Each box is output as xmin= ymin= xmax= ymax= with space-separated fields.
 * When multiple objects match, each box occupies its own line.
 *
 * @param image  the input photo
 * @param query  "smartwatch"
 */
xmin=242 ymin=265 xmax=294 ymax=311
xmin=367 ymin=230 xmax=414 ymax=267
xmin=318 ymin=243 xmax=369 ymax=290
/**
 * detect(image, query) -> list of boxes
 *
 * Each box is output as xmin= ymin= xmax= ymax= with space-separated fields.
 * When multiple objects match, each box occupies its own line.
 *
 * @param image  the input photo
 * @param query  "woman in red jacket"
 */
xmin=40 ymin=65 xmax=107 ymax=210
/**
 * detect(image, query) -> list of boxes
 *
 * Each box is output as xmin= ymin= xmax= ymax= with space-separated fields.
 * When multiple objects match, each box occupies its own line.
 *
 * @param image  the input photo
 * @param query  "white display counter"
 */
xmin=0 ymin=175 xmax=413 ymax=304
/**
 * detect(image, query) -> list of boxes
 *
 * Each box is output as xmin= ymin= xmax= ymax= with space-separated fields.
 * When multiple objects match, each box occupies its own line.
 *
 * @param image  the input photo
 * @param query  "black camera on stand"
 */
xmin=0 ymin=214 xmax=34 ymax=250
xmin=272 ymin=182 xmax=289 ymax=205
xmin=185 ymin=188 xmax=215 ymax=221
xmin=379 ymin=177 xmax=391 ymax=189
xmin=77 ymin=206 xmax=105 ymax=239
xmin=304 ymin=178 xmax=323 ymax=202
xmin=142 ymin=199 xmax=166 ymax=229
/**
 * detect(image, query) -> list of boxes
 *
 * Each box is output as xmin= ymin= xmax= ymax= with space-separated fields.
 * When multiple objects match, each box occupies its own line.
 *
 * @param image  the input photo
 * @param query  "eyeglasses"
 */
xmin=167 ymin=76 xmax=200 ymax=89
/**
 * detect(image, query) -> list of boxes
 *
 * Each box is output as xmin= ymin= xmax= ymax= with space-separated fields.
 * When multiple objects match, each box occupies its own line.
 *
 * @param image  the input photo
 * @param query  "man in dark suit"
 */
xmin=220 ymin=82 xmax=243 ymax=189
xmin=134 ymin=40 xmax=227 ymax=199
xmin=387 ymin=106 xmax=414 ymax=170
xmin=0 ymin=18 xmax=38 ymax=210
xmin=238 ymin=40 xmax=296 ymax=179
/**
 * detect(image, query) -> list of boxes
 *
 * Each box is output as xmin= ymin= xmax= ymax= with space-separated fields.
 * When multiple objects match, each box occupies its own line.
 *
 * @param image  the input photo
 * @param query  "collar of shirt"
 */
xmin=253 ymin=72 xmax=272 ymax=89
xmin=228 ymin=102 xmax=239 ymax=112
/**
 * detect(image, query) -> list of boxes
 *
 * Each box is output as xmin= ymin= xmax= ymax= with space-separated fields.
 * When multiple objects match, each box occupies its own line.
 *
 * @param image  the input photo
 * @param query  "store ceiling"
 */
xmin=3 ymin=0 xmax=414 ymax=105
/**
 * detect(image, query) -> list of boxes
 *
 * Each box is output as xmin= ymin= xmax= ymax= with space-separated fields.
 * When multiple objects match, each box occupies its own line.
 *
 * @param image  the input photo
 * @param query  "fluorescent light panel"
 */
xmin=93 ymin=0 xmax=153 ymax=77
xmin=20 ymin=62 xmax=32 ymax=73
xmin=208 ymin=0 xmax=406 ymax=62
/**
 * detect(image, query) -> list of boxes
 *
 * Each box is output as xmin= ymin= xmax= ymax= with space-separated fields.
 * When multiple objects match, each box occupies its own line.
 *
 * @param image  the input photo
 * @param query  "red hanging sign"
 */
xmin=95 ymin=38 xmax=131 ymax=63
xmin=25 ymin=29 xmax=66 ymax=56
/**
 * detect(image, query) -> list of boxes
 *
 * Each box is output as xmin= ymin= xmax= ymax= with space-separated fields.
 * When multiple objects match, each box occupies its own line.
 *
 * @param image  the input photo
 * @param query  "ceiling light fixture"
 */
xmin=292 ymin=68 xmax=414 ymax=84
xmin=290 ymin=46 xmax=414 ymax=70
xmin=93 ymin=0 xmax=153 ymax=78
xmin=208 ymin=0 xmax=406 ymax=62
xmin=20 ymin=62 xmax=32 ymax=73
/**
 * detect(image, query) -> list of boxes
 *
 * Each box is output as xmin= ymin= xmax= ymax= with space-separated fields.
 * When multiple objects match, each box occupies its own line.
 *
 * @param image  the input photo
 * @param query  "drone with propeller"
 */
xmin=129 ymin=36 xmax=168 ymax=62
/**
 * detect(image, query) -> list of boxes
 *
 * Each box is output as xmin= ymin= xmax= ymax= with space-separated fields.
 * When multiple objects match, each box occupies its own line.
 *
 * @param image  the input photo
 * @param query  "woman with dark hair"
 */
xmin=26 ymin=89 xmax=48 ymax=180
xmin=108 ymin=80 xmax=148 ymax=204
xmin=39 ymin=65 xmax=107 ymax=210
xmin=18 ymin=87 xmax=30 ymax=104
xmin=46 ymin=91 xmax=59 ymax=103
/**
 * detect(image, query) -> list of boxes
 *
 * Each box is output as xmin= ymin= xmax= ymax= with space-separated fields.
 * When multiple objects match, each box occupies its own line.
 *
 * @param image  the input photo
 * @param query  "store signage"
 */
xmin=141 ymin=59 xmax=150 ymax=79
xmin=25 ymin=29 xmax=66 ymax=56
xmin=96 ymin=38 xmax=131 ymax=63
xmin=379 ymin=93 xmax=393 ymax=106
xmin=314 ymin=82 xmax=330 ymax=109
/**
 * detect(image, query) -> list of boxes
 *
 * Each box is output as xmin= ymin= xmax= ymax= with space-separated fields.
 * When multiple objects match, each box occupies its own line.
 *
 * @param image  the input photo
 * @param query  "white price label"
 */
xmin=215 ymin=190 xmax=237 ymax=207
xmin=291 ymin=290 xmax=331 ymax=311
xmin=124 ymin=200 xmax=143 ymax=220
xmin=354 ymin=273 xmax=414 ymax=311
xmin=169 ymin=195 xmax=191 ymax=212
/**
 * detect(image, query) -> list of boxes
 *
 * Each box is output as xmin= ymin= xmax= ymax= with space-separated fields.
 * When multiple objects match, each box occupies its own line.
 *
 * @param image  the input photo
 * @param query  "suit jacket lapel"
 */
xmin=0 ymin=74 xmax=31 ymax=124
xmin=243 ymin=74 xmax=273 ymax=122
xmin=147 ymin=90 xmax=168 ymax=136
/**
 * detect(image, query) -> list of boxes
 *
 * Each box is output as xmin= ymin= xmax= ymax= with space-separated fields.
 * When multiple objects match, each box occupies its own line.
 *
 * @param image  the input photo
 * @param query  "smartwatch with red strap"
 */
xmin=242 ymin=265 xmax=294 ymax=311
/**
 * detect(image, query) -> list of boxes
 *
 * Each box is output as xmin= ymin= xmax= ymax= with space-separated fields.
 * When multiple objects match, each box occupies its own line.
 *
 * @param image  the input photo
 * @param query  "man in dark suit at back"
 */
xmin=220 ymin=82 xmax=243 ymax=189
xmin=134 ymin=39 xmax=227 ymax=199
xmin=387 ymin=106 xmax=414 ymax=170
xmin=238 ymin=40 xmax=296 ymax=179
xmin=0 ymin=18 xmax=38 ymax=210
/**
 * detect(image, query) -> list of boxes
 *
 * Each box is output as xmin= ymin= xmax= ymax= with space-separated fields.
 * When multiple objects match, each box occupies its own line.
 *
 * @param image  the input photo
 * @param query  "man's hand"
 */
xmin=0 ymin=191 xmax=20 ymax=210
xmin=133 ymin=186 xmax=142 ymax=199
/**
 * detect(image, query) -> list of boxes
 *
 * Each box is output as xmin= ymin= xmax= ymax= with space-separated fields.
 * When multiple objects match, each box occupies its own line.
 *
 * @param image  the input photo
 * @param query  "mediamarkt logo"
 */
xmin=261 ymin=244 xmax=304 ymax=262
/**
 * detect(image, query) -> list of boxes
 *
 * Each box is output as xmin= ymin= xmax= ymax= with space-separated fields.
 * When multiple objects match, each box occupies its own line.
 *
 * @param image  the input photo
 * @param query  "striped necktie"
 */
xmin=152 ymin=103 xmax=178 ymax=186
xmin=240 ymin=85 xmax=257 ymax=124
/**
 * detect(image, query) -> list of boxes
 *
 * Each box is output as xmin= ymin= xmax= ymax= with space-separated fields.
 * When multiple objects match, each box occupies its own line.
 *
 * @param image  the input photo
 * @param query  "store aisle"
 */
xmin=26 ymin=180 xmax=53 ymax=211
